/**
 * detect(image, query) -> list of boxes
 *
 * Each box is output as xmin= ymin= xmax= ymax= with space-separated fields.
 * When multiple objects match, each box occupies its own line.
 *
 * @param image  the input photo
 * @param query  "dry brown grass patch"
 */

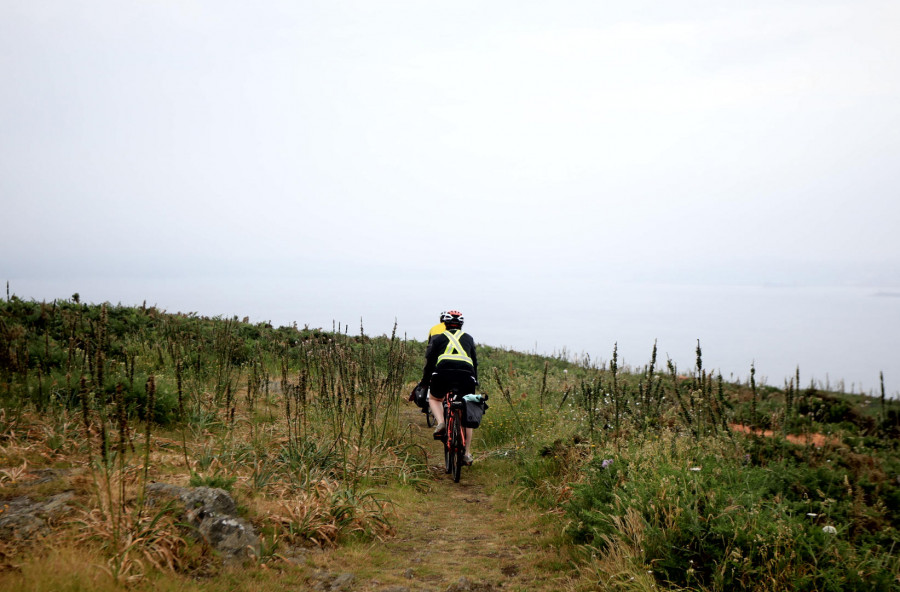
xmin=730 ymin=423 xmax=840 ymax=447
xmin=76 ymin=501 xmax=191 ymax=584
xmin=268 ymin=478 xmax=395 ymax=549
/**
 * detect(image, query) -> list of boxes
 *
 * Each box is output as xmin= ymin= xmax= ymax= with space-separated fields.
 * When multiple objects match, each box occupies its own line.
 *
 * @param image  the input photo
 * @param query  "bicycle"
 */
xmin=436 ymin=388 xmax=487 ymax=483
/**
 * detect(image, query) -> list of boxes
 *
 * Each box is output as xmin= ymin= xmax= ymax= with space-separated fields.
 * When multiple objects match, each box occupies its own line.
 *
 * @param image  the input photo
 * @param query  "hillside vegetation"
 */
xmin=0 ymin=295 xmax=898 ymax=591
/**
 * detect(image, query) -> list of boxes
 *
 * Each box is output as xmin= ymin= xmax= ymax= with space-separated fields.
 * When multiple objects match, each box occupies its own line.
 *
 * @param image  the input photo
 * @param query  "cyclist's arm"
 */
xmin=421 ymin=336 xmax=441 ymax=386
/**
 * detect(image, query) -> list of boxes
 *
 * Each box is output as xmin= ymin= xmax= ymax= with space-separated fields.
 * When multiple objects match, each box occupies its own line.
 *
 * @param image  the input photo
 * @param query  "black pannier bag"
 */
xmin=412 ymin=384 xmax=428 ymax=409
xmin=462 ymin=395 xmax=488 ymax=428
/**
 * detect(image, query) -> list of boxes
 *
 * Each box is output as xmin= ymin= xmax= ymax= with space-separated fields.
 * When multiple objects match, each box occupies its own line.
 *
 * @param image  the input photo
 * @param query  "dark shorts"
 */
xmin=429 ymin=369 xmax=477 ymax=400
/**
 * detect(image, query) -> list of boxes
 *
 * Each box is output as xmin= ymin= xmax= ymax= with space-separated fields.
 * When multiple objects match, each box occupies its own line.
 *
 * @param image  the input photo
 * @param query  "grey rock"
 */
xmin=146 ymin=483 xmax=236 ymax=515
xmin=311 ymin=570 xmax=355 ymax=591
xmin=0 ymin=492 xmax=74 ymax=539
xmin=0 ymin=504 xmax=43 ymax=539
xmin=146 ymin=483 xmax=258 ymax=564
xmin=196 ymin=513 xmax=258 ymax=563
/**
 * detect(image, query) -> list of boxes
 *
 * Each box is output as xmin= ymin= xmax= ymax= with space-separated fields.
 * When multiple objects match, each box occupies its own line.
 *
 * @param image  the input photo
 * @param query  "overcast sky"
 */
xmin=3 ymin=0 xmax=899 ymax=277
xmin=2 ymin=1 xmax=899 ymax=388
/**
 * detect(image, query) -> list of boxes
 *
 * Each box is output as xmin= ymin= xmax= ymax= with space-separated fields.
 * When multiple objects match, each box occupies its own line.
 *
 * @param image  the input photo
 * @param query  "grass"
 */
xmin=472 ymin=339 xmax=899 ymax=591
xmin=1 ymin=545 xmax=311 ymax=592
xmin=1 ymin=294 xmax=899 ymax=591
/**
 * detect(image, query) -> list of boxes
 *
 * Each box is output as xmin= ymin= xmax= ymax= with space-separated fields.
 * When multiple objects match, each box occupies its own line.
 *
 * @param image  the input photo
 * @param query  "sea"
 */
xmin=6 ymin=277 xmax=899 ymax=397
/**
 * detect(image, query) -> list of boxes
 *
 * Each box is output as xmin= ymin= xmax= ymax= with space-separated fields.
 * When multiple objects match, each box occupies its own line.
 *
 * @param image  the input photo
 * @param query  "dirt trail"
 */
xmin=310 ymin=405 xmax=574 ymax=592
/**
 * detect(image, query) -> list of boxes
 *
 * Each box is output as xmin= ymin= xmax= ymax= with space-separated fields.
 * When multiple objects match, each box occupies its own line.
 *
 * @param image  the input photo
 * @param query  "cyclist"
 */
xmin=427 ymin=312 xmax=446 ymax=343
xmin=408 ymin=312 xmax=448 ymax=410
xmin=419 ymin=310 xmax=478 ymax=465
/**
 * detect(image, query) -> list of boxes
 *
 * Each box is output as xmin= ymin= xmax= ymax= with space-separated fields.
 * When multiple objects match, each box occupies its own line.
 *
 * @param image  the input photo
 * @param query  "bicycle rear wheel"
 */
xmin=445 ymin=438 xmax=454 ymax=475
xmin=450 ymin=412 xmax=464 ymax=483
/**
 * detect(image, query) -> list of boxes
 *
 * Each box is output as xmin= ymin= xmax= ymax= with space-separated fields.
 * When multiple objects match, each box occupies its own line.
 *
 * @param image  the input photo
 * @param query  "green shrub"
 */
xmin=189 ymin=471 xmax=237 ymax=492
xmin=566 ymin=439 xmax=899 ymax=591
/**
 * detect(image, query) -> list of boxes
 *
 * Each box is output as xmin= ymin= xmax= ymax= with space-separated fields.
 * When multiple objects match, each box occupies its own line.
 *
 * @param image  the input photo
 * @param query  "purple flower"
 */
xmin=601 ymin=459 xmax=614 ymax=469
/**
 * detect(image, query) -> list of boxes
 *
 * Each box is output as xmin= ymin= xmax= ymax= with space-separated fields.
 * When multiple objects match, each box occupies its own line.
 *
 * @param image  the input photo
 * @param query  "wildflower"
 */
xmin=601 ymin=459 xmax=613 ymax=469
xmin=822 ymin=525 xmax=837 ymax=534
xmin=689 ymin=467 xmax=701 ymax=472
xmin=806 ymin=513 xmax=818 ymax=518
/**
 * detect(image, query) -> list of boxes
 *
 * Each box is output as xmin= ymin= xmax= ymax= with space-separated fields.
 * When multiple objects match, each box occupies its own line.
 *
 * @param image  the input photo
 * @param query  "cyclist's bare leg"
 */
xmin=465 ymin=427 xmax=473 ymax=455
xmin=428 ymin=394 xmax=445 ymax=426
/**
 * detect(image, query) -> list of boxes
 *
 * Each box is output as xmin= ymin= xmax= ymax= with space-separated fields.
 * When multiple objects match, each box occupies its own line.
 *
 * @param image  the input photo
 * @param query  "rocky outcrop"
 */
xmin=146 ymin=483 xmax=259 ymax=564
xmin=0 ymin=491 xmax=74 ymax=540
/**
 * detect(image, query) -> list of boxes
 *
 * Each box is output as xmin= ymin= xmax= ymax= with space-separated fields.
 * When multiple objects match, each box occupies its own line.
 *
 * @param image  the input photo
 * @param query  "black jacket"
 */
xmin=421 ymin=329 xmax=478 ymax=386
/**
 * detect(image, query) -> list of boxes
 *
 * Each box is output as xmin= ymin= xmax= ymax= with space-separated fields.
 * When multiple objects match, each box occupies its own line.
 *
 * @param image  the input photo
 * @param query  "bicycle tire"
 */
xmin=445 ymin=437 xmax=454 ymax=475
xmin=443 ymin=407 xmax=452 ymax=474
xmin=444 ymin=439 xmax=453 ymax=475
xmin=450 ymin=411 xmax=464 ymax=483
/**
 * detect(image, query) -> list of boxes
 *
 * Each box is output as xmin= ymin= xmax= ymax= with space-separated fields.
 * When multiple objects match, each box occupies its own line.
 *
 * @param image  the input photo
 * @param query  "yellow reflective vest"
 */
xmin=437 ymin=330 xmax=474 ymax=367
